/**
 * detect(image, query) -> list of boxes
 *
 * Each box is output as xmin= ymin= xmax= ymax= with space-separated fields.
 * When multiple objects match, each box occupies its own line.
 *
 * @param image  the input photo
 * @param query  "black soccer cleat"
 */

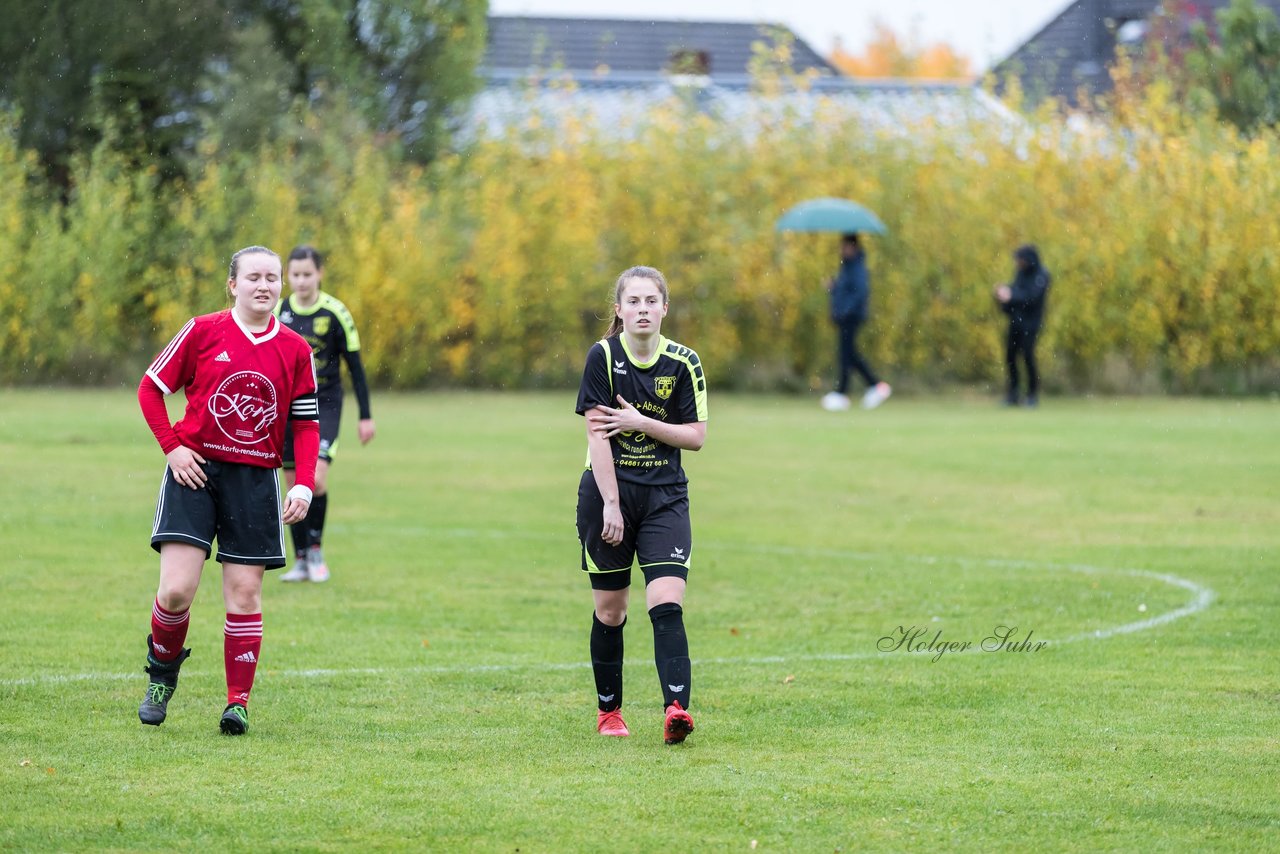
xmin=219 ymin=702 xmax=249 ymax=736
xmin=138 ymin=636 xmax=191 ymax=726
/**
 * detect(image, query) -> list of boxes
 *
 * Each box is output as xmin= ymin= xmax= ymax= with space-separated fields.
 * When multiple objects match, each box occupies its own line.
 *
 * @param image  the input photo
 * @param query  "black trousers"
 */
xmin=1005 ymin=324 xmax=1040 ymax=400
xmin=835 ymin=317 xmax=879 ymax=394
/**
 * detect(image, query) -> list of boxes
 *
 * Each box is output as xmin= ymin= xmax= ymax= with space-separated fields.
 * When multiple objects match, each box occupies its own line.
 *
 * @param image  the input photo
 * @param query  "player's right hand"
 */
xmin=166 ymin=446 xmax=208 ymax=489
xmin=601 ymin=502 xmax=624 ymax=546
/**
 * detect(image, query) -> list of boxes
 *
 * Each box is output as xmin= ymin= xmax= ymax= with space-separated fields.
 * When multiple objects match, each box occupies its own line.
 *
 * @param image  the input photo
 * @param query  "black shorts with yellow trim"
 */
xmin=282 ymin=390 xmax=342 ymax=466
xmin=150 ymin=459 xmax=287 ymax=569
xmin=576 ymin=470 xmax=692 ymax=591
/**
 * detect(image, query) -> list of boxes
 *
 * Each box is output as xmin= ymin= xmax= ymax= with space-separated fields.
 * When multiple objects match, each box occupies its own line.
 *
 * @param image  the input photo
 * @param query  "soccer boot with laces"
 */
xmin=597 ymin=709 xmax=630 ymax=737
xmin=219 ymin=702 xmax=249 ymax=735
xmin=663 ymin=701 xmax=694 ymax=745
xmin=306 ymin=545 xmax=330 ymax=583
xmin=138 ymin=636 xmax=191 ymax=726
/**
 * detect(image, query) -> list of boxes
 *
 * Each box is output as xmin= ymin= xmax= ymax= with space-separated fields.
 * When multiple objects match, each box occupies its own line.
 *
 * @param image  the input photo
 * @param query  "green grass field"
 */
xmin=1 ymin=389 xmax=1278 ymax=851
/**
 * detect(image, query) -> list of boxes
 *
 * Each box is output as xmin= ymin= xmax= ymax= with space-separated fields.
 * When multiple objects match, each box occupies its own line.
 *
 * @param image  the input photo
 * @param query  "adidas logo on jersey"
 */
xmin=234 ymin=650 xmax=257 ymax=663
xmin=215 ymin=351 xmax=231 ymax=362
xmin=613 ymin=360 xmax=627 ymax=375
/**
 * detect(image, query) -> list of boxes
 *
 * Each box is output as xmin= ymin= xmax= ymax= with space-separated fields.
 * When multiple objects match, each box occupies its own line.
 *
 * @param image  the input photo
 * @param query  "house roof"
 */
xmin=472 ymin=14 xmax=1010 ymax=139
xmin=484 ymin=15 xmax=840 ymax=83
xmin=993 ymin=0 xmax=1280 ymax=102
xmin=468 ymin=82 xmax=1012 ymax=144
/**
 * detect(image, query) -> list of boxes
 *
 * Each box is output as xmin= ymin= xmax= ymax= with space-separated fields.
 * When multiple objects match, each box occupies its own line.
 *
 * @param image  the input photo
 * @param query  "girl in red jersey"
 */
xmin=136 ymin=246 xmax=320 ymax=735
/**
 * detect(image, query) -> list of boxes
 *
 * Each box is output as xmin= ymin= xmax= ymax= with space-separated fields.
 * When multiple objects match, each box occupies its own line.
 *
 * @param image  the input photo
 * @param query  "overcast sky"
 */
xmin=488 ymin=0 xmax=1070 ymax=70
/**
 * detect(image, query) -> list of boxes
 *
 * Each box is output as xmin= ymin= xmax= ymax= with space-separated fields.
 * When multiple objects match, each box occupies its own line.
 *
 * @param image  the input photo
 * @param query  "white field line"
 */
xmin=0 ymin=545 xmax=1214 ymax=687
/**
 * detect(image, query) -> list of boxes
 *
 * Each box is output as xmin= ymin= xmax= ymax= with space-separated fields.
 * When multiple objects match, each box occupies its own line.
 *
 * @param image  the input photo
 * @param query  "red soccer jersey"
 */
xmin=145 ymin=310 xmax=318 ymax=469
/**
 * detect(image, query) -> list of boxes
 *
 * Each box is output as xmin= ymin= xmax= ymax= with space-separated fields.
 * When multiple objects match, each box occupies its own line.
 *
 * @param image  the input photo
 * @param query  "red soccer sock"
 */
xmin=150 ymin=600 xmax=190 ymax=662
xmin=224 ymin=612 xmax=263 ymax=706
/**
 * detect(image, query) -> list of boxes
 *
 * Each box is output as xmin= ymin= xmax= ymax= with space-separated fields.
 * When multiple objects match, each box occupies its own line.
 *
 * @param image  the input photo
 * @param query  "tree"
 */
xmin=0 ymin=0 xmax=488 ymax=186
xmin=0 ymin=0 xmax=232 ymax=185
xmin=238 ymin=0 xmax=487 ymax=162
xmin=828 ymin=21 xmax=973 ymax=80
xmin=1184 ymin=0 xmax=1280 ymax=131
xmin=917 ymin=44 xmax=974 ymax=80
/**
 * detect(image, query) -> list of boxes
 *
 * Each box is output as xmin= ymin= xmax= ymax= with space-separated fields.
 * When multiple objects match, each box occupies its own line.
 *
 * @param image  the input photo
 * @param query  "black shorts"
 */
xmin=150 ymin=460 xmax=287 ymax=569
xmin=283 ymin=390 xmax=342 ymax=466
xmin=576 ymin=470 xmax=692 ymax=591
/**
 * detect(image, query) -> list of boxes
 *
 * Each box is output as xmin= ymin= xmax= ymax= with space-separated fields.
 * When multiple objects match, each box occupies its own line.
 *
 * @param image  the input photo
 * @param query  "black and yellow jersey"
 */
xmin=276 ymin=292 xmax=361 ymax=393
xmin=575 ymin=334 xmax=708 ymax=486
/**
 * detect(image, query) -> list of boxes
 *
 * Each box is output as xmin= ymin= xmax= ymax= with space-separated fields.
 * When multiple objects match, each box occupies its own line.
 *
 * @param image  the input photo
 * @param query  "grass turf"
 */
xmin=0 ymin=389 xmax=1277 ymax=851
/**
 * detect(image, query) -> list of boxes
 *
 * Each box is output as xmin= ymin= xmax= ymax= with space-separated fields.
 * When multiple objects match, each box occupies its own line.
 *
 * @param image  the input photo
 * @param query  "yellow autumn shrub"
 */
xmin=3 ymin=85 xmax=1279 ymax=392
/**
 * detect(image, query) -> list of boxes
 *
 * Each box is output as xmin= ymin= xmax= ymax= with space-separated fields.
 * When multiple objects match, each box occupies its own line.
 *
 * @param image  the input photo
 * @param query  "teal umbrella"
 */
xmin=775 ymin=197 xmax=887 ymax=235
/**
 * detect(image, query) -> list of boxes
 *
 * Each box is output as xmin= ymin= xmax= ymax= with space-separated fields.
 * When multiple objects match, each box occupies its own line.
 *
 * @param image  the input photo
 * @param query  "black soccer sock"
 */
xmin=289 ymin=517 xmax=310 ymax=558
xmin=591 ymin=613 xmax=625 ymax=712
xmin=306 ymin=492 xmax=328 ymax=548
xmin=649 ymin=602 xmax=691 ymax=710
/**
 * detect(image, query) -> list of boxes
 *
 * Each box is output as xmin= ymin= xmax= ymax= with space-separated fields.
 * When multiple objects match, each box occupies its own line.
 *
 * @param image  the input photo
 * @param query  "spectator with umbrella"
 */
xmin=776 ymin=198 xmax=892 ymax=411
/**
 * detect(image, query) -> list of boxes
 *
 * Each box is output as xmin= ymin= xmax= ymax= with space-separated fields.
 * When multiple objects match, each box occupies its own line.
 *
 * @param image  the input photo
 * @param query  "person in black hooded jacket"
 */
xmin=994 ymin=245 xmax=1051 ymax=407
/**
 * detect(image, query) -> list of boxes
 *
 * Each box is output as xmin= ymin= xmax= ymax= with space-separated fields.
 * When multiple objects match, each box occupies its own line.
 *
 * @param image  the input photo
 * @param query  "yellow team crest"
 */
xmin=312 ymin=316 xmax=331 ymax=336
xmin=654 ymin=376 xmax=676 ymax=400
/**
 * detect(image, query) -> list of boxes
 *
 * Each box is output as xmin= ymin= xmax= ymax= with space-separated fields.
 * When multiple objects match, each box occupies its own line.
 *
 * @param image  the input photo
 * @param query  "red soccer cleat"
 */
xmin=663 ymin=701 xmax=694 ymax=745
xmin=597 ymin=709 xmax=630 ymax=737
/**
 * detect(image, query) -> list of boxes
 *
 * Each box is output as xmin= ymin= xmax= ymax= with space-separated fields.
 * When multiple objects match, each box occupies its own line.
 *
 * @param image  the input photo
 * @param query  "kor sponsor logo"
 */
xmin=208 ymin=371 xmax=278 ymax=445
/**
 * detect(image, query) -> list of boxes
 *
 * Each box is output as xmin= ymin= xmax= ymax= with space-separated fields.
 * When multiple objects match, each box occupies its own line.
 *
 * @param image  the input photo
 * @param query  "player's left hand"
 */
xmin=358 ymin=418 xmax=376 ymax=445
xmin=281 ymin=496 xmax=310 ymax=525
xmin=588 ymin=396 xmax=648 ymax=438
xmin=282 ymin=484 xmax=312 ymax=524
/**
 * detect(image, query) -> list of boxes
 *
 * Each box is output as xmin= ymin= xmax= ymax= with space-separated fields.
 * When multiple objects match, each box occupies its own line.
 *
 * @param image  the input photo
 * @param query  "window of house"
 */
xmin=668 ymin=49 xmax=711 ymax=77
xmin=1116 ymin=19 xmax=1148 ymax=45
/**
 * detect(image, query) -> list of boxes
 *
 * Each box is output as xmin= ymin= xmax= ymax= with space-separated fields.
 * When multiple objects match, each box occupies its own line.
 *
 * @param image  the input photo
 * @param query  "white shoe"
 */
xmin=306 ymin=546 xmax=330 ymax=583
xmin=280 ymin=561 xmax=310 ymax=582
xmin=821 ymin=392 xmax=852 ymax=412
xmin=862 ymin=382 xmax=892 ymax=410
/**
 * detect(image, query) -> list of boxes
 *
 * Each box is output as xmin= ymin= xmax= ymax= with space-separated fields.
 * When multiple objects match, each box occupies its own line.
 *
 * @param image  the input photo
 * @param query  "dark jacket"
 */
xmin=1001 ymin=245 xmax=1050 ymax=329
xmin=830 ymin=250 xmax=869 ymax=323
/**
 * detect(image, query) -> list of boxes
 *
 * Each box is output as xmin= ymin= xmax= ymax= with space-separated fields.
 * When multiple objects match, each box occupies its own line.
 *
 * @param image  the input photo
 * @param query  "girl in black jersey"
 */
xmin=575 ymin=266 xmax=709 ymax=744
xmin=277 ymin=246 xmax=376 ymax=582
